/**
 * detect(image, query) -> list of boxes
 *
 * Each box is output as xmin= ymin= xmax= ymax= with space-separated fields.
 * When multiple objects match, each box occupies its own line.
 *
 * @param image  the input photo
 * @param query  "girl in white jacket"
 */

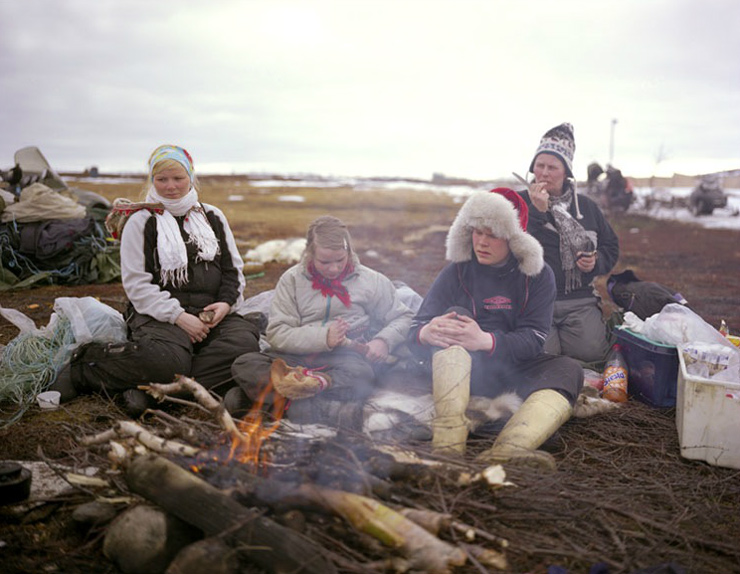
xmin=229 ymin=215 xmax=413 ymax=428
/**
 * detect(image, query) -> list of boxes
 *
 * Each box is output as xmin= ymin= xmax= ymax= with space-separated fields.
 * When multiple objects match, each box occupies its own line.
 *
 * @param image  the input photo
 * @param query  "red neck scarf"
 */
xmin=308 ymin=262 xmax=354 ymax=308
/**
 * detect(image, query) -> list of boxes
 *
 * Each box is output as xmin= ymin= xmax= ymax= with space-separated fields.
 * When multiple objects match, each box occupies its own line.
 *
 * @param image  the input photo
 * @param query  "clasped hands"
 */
xmin=419 ymin=311 xmax=492 ymax=352
xmin=176 ymin=301 xmax=230 ymax=344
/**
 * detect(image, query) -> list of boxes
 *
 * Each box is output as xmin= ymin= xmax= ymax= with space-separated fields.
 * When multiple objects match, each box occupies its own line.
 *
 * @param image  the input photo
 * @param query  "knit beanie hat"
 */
xmin=528 ymin=123 xmax=575 ymax=178
xmin=445 ymin=188 xmax=544 ymax=276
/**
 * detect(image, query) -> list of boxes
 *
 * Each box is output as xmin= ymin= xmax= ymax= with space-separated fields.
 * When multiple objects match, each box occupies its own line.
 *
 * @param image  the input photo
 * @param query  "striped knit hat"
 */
xmin=529 ymin=123 xmax=575 ymax=178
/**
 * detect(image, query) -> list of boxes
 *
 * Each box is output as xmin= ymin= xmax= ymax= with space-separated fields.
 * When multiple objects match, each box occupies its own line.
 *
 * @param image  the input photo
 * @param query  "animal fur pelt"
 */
xmin=572 ymin=385 xmax=621 ymax=418
xmin=363 ymin=390 xmax=522 ymax=442
xmin=363 ymin=385 xmax=618 ymax=442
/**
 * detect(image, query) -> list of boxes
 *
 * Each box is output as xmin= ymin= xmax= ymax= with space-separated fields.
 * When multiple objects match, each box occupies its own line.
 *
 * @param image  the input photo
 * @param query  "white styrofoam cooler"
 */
xmin=676 ymin=352 xmax=740 ymax=469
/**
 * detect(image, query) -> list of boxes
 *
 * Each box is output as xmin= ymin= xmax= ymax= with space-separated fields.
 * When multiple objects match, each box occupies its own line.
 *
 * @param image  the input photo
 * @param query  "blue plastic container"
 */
xmin=614 ymin=327 xmax=679 ymax=407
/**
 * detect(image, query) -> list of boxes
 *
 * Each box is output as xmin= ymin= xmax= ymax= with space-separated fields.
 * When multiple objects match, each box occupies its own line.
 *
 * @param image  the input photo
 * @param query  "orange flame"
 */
xmin=227 ymin=378 xmax=287 ymax=469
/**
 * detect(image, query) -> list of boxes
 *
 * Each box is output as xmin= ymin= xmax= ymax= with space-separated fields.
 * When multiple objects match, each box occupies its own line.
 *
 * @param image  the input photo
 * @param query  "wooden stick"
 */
xmin=79 ymin=421 xmax=198 ymax=457
xmin=142 ymin=376 xmax=235 ymax=429
xmin=512 ymin=172 xmax=530 ymax=187
xmin=78 ymin=428 xmax=118 ymax=446
xmin=116 ymin=420 xmax=199 ymax=457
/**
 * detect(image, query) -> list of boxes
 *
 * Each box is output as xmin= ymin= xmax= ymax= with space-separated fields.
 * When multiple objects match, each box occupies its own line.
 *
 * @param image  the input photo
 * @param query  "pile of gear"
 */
xmin=0 ymin=147 xmax=120 ymax=290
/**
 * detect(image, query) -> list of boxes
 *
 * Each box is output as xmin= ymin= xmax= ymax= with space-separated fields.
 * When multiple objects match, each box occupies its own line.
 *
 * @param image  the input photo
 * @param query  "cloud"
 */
xmin=1 ymin=0 xmax=738 ymax=178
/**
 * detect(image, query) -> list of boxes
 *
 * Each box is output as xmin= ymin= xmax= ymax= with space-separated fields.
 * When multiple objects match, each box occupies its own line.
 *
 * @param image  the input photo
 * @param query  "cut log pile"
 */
xmin=77 ymin=375 xmax=512 ymax=574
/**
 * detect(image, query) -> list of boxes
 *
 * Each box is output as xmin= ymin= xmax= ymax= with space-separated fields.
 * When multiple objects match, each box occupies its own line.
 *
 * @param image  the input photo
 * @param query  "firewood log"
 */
xmin=126 ymin=454 xmax=336 ymax=574
xmin=233 ymin=477 xmax=467 ymax=573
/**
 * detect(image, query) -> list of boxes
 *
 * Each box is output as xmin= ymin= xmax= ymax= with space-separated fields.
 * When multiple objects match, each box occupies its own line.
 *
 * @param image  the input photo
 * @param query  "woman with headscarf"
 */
xmin=521 ymin=123 xmax=620 ymax=365
xmin=50 ymin=144 xmax=260 ymax=415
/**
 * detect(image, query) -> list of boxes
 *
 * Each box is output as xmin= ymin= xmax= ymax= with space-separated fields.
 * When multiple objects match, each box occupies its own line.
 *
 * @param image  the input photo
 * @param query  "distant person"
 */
xmin=407 ymin=188 xmax=583 ymax=469
xmin=604 ymin=164 xmax=633 ymax=212
xmin=228 ymin=215 xmax=414 ymax=429
xmin=4 ymin=163 xmax=23 ymax=195
xmin=689 ymin=173 xmax=727 ymax=216
xmin=521 ymin=123 xmax=620 ymax=365
xmin=50 ymin=144 xmax=261 ymax=416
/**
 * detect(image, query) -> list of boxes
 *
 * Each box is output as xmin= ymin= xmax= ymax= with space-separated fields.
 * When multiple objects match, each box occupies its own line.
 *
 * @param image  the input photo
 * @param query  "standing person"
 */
xmin=50 ymin=144 xmax=260 ymax=415
xmin=6 ymin=163 xmax=23 ymax=196
xmin=229 ymin=215 xmax=414 ymax=429
xmin=408 ymin=188 xmax=583 ymax=470
xmin=521 ymin=123 xmax=620 ymax=365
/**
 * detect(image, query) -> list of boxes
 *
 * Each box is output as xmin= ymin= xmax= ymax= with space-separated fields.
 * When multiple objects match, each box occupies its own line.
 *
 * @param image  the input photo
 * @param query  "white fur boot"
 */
xmin=432 ymin=345 xmax=471 ymax=455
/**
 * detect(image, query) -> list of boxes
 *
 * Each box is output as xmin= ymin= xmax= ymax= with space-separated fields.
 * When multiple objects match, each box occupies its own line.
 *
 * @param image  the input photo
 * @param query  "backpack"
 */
xmin=18 ymin=217 xmax=96 ymax=260
xmin=607 ymin=269 xmax=689 ymax=320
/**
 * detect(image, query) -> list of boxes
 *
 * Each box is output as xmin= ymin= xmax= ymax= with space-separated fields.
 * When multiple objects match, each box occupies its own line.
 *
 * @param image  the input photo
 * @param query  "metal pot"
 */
xmin=0 ymin=461 xmax=32 ymax=505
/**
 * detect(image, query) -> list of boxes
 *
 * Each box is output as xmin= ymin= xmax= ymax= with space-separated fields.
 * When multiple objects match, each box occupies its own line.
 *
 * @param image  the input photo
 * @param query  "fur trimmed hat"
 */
xmin=529 ymin=123 xmax=575 ymax=178
xmin=445 ymin=188 xmax=544 ymax=277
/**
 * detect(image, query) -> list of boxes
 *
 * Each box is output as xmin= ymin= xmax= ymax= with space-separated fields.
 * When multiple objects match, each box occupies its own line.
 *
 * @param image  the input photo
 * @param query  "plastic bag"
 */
xmin=393 ymin=281 xmax=424 ymax=314
xmin=640 ymin=304 xmax=735 ymax=349
xmin=0 ymin=305 xmax=42 ymax=335
xmin=237 ymin=289 xmax=275 ymax=317
xmin=583 ymin=368 xmax=604 ymax=391
xmin=53 ymin=297 xmax=127 ymax=346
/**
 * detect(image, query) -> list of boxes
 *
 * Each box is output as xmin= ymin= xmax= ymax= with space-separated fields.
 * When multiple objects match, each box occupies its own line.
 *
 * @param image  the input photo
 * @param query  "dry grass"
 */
xmin=74 ymin=177 xmax=460 ymax=252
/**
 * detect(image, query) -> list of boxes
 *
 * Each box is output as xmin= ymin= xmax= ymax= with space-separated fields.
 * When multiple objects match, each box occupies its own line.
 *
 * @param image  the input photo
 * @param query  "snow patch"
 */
xmin=277 ymin=195 xmax=306 ymax=202
xmin=245 ymin=238 xmax=306 ymax=264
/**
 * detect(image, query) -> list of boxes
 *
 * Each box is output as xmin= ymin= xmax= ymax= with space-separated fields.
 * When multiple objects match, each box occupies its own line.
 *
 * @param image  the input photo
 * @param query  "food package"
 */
xmin=681 ymin=342 xmax=740 ymax=382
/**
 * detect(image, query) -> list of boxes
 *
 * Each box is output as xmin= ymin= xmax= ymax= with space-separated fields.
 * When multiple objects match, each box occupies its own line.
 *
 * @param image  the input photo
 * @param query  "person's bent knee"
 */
xmin=146 ymin=349 xmax=192 ymax=383
xmin=549 ymin=355 xmax=584 ymax=404
xmin=332 ymin=359 xmax=375 ymax=388
xmin=231 ymin=351 xmax=269 ymax=385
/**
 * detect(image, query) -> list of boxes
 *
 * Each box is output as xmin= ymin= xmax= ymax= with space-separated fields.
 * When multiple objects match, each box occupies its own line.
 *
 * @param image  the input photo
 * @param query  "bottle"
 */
xmin=602 ymin=344 xmax=628 ymax=403
xmin=719 ymin=319 xmax=729 ymax=337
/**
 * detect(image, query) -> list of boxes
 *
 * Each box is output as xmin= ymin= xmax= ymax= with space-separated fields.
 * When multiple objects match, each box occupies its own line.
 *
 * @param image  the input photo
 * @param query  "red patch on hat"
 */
xmin=489 ymin=187 xmax=529 ymax=231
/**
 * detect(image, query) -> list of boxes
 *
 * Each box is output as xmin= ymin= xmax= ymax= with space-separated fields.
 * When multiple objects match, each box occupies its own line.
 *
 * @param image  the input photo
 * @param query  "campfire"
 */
xmin=79 ymin=374 xmax=511 ymax=574
xmin=218 ymin=382 xmax=286 ymax=470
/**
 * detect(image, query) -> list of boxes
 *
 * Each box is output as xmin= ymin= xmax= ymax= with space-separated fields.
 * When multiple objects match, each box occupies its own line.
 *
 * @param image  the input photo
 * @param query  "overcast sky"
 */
xmin=1 ymin=0 xmax=739 ymax=180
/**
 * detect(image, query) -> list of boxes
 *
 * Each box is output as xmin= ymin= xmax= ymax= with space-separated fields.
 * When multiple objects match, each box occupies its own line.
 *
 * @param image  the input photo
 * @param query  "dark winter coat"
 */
xmin=408 ymin=253 xmax=556 ymax=372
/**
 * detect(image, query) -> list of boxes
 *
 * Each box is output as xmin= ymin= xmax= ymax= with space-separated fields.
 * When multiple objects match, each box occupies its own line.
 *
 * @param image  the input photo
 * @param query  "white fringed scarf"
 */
xmin=145 ymin=187 xmax=219 ymax=287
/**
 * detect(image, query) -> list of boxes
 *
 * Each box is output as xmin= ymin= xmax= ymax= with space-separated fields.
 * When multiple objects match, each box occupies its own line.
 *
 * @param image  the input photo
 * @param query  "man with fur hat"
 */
xmin=408 ymin=188 xmax=583 ymax=470
xmin=522 ymin=123 xmax=620 ymax=365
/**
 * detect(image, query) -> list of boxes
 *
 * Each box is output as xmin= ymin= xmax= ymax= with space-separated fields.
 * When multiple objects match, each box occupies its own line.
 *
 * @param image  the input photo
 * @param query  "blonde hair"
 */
xmin=141 ymin=158 xmax=200 ymax=199
xmin=303 ymin=215 xmax=354 ymax=265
